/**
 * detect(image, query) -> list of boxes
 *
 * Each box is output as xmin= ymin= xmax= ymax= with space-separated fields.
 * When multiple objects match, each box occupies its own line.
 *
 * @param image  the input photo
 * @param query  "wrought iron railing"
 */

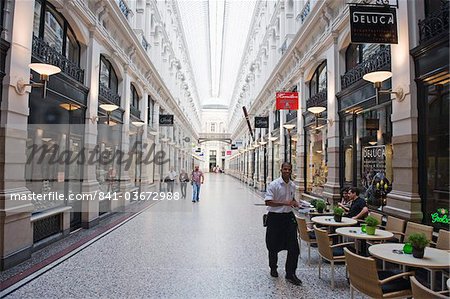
xmin=118 ymin=0 xmax=131 ymax=19
xmin=142 ymin=36 xmax=149 ymax=51
xmin=130 ymin=105 xmax=140 ymax=118
xmin=340 ymin=46 xmax=391 ymax=89
xmin=99 ymin=83 xmax=121 ymax=106
xmin=32 ymin=36 xmax=85 ymax=83
xmin=418 ymin=1 xmax=449 ymax=43
xmin=286 ymin=110 xmax=297 ymax=122
xmin=297 ymin=0 xmax=311 ymax=23
xmin=306 ymin=89 xmax=327 ymax=110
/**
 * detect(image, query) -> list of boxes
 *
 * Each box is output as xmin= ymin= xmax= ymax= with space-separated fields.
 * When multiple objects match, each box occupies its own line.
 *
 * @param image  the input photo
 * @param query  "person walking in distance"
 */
xmin=179 ymin=169 xmax=189 ymax=199
xmin=265 ymin=162 xmax=302 ymax=286
xmin=191 ymin=165 xmax=204 ymax=203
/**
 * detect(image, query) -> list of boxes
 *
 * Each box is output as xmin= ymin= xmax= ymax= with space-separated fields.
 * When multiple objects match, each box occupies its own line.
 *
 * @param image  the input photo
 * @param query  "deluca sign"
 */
xmin=350 ymin=6 xmax=398 ymax=44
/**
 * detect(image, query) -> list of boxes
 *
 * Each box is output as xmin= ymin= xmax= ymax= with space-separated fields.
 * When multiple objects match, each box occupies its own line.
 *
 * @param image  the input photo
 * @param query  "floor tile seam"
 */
xmin=0 ymin=201 xmax=159 ymax=296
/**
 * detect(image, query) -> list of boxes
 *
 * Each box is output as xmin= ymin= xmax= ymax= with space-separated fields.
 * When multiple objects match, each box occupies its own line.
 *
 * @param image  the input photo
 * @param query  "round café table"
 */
xmin=311 ymin=216 xmax=358 ymax=227
xmin=369 ymin=243 xmax=450 ymax=289
xmin=336 ymin=227 xmax=394 ymax=255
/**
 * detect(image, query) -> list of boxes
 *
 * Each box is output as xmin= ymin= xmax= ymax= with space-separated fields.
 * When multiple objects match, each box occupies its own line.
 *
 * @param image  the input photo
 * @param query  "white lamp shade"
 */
xmin=132 ymin=121 xmax=145 ymax=127
xmin=99 ymin=104 xmax=119 ymax=112
xmin=268 ymin=136 xmax=278 ymax=141
xmin=283 ymin=124 xmax=296 ymax=130
xmin=29 ymin=63 xmax=61 ymax=76
xmin=307 ymin=106 xmax=326 ymax=114
xmin=363 ymin=71 xmax=392 ymax=83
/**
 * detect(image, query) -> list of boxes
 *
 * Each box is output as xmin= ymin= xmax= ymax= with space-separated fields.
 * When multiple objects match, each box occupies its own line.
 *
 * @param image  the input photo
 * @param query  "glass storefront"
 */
xmin=305 ymin=124 xmax=327 ymax=197
xmin=340 ymin=103 xmax=393 ymax=208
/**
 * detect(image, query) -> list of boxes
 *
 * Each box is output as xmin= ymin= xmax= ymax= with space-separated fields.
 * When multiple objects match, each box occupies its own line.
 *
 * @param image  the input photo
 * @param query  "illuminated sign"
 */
xmin=431 ymin=208 xmax=449 ymax=224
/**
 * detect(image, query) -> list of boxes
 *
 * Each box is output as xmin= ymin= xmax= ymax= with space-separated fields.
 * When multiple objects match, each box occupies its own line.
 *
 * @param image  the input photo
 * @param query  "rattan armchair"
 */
xmin=295 ymin=216 xmax=317 ymax=265
xmin=314 ymin=226 xmax=354 ymax=289
xmin=344 ymin=248 xmax=414 ymax=298
xmin=410 ymin=276 xmax=450 ymax=299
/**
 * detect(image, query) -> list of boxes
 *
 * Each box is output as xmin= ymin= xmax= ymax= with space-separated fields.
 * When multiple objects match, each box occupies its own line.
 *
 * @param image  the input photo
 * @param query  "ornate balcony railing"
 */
xmin=32 ymin=36 xmax=85 ymax=83
xmin=99 ymin=83 xmax=121 ymax=107
xmin=418 ymin=1 xmax=449 ymax=43
xmin=306 ymin=89 xmax=327 ymax=111
xmin=118 ymin=0 xmax=131 ymax=19
xmin=142 ymin=36 xmax=149 ymax=51
xmin=130 ymin=105 xmax=140 ymax=118
xmin=340 ymin=46 xmax=391 ymax=89
xmin=297 ymin=0 xmax=311 ymax=23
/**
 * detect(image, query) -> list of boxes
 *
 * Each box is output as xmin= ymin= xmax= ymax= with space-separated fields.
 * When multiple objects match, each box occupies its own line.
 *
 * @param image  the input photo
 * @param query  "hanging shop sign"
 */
xmin=231 ymin=144 xmax=238 ymax=150
xmin=276 ymin=92 xmax=299 ymax=110
xmin=159 ymin=114 xmax=174 ymax=126
xmin=226 ymin=150 xmax=232 ymax=156
xmin=255 ymin=116 xmax=269 ymax=128
xmin=350 ymin=5 xmax=398 ymax=44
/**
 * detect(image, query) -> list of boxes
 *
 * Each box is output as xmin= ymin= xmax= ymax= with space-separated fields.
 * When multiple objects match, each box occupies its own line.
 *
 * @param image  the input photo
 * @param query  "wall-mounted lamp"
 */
xmin=99 ymin=103 xmax=119 ymax=126
xmin=259 ymin=138 xmax=267 ymax=146
xmin=160 ymin=136 xmax=170 ymax=142
xmin=363 ymin=71 xmax=405 ymax=102
xmin=132 ymin=120 xmax=145 ymax=127
xmin=59 ymin=103 xmax=81 ymax=112
xmin=16 ymin=63 xmax=61 ymax=98
xmin=268 ymin=135 xmax=278 ymax=142
xmin=307 ymin=105 xmax=326 ymax=114
xmin=282 ymin=124 xmax=296 ymax=163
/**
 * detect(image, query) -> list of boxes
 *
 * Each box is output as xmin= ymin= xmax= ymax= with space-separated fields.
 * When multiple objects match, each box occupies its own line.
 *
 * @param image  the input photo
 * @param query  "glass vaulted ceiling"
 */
xmin=176 ymin=0 xmax=256 ymax=108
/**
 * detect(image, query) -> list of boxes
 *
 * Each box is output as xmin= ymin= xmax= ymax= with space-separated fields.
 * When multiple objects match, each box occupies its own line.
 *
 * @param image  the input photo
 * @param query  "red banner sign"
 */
xmin=276 ymin=92 xmax=299 ymax=110
xmin=226 ymin=150 xmax=232 ymax=156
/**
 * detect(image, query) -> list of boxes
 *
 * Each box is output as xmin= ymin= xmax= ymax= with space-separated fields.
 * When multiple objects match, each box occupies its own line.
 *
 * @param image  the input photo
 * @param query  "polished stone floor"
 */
xmin=5 ymin=174 xmax=359 ymax=298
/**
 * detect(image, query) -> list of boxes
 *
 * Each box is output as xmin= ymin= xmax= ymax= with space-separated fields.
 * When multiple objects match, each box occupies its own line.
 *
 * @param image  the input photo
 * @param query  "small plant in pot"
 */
xmin=408 ymin=233 xmax=429 ymax=258
xmin=364 ymin=216 xmax=379 ymax=235
xmin=333 ymin=207 xmax=344 ymax=222
xmin=316 ymin=200 xmax=326 ymax=213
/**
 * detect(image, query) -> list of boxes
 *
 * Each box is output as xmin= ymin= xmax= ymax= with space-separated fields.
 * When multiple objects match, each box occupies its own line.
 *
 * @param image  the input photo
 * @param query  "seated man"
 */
xmin=346 ymin=187 xmax=368 ymax=220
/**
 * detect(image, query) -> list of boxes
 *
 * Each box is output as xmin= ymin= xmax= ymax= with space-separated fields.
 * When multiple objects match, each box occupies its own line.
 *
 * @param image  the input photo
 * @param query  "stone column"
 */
xmin=295 ymin=73 xmax=306 ymax=199
xmin=140 ymin=89 xmax=149 ymax=191
xmin=384 ymin=1 xmax=422 ymax=221
xmin=0 ymin=0 xmax=34 ymax=270
xmin=323 ymin=35 xmax=341 ymax=206
xmin=80 ymin=28 xmax=102 ymax=227
xmin=119 ymin=66 xmax=132 ymax=203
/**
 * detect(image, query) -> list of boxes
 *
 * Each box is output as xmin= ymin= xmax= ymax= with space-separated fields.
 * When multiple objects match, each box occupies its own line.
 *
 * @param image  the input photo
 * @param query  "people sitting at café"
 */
xmin=345 ymin=187 xmax=368 ymax=220
xmin=337 ymin=187 xmax=351 ymax=211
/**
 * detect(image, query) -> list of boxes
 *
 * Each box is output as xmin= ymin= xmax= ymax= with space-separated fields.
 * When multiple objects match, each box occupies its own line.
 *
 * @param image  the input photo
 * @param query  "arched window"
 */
xmin=309 ymin=61 xmax=327 ymax=97
xmin=32 ymin=0 xmax=80 ymax=65
xmin=345 ymin=44 xmax=382 ymax=72
xmin=131 ymin=84 xmax=139 ymax=108
xmin=99 ymin=55 xmax=118 ymax=93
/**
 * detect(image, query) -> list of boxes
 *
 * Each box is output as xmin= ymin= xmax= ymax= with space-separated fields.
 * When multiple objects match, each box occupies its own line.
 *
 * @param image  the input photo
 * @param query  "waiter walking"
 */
xmin=265 ymin=162 xmax=302 ymax=286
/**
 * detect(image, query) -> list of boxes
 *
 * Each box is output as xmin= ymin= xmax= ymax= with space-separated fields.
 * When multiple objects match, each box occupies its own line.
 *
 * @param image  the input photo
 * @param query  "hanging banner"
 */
xmin=255 ymin=116 xmax=269 ymax=128
xmin=159 ymin=114 xmax=174 ymax=126
xmin=276 ymin=92 xmax=299 ymax=110
xmin=350 ymin=5 xmax=398 ymax=44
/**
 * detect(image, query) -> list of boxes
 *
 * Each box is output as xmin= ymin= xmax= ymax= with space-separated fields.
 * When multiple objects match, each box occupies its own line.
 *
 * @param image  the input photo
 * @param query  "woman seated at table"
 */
xmin=345 ymin=187 xmax=368 ymax=220
xmin=337 ymin=187 xmax=351 ymax=212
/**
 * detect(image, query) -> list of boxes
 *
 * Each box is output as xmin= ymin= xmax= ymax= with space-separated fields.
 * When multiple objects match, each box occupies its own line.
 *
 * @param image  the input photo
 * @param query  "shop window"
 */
xmin=211 ymin=123 xmax=216 ymax=132
xmin=32 ymin=0 xmax=80 ymax=66
xmin=148 ymin=96 xmax=155 ymax=126
xmin=305 ymin=128 xmax=327 ymax=196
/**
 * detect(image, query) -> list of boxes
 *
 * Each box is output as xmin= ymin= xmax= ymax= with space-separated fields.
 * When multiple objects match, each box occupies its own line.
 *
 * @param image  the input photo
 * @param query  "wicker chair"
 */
xmin=382 ymin=216 xmax=406 ymax=242
xmin=370 ymin=211 xmax=384 ymax=225
xmin=295 ymin=216 xmax=317 ymax=265
xmin=410 ymin=276 xmax=450 ymax=299
xmin=314 ymin=226 xmax=353 ymax=289
xmin=398 ymin=221 xmax=434 ymax=243
xmin=433 ymin=229 xmax=450 ymax=250
xmin=344 ymin=248 xmax=414 ymax=298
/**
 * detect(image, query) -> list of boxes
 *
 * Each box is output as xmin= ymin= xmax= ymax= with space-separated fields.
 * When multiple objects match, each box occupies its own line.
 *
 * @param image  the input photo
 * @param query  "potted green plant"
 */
xmin=333 ymin=207 xmax=344 ymax=222
xmin=364 ymin=216 xmax=379 ymax=235
xmin=408 ymin=233 xmax=429 ymax=258
xmin=316 ymin=200 xmax=326 ymax=213
xmin=310 ymin=199 xmax=318 ymax=209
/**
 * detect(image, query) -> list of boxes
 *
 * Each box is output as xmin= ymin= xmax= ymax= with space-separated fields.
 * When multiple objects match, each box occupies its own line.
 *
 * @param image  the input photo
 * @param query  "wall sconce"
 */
xmin=99 ymin=103 xmax=119 ymax=126
xmin=149 ymin=130 xmax=159 ymax=136
xmin=59 ymin=103 xmax=81 ymax=111
xmin=259 ymin=138 xmax=267 ymax=146
xmin=131 ymin=120 xmax=145 ymax=127
xmin=307 ymin=105 xmax=326 ymax=114
xmin=160 ymin=136 xmax=170 ymax=142
xmin=363 ymin=71 xmax=406 ymax=102
xmin=314 ymin=116 xmax=333 ymax=130
xmin=16 ymin=63 xmax=61 ymax=98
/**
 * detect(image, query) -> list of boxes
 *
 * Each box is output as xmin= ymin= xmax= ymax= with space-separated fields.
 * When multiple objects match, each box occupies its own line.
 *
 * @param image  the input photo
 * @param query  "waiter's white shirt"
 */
xmin=265 ymin=177 xmax=296 ymax=213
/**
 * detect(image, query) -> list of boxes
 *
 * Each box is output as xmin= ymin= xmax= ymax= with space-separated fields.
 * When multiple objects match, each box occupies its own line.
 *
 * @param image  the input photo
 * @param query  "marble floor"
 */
xmin=4 ymin=174 xmax=361 ymax=298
